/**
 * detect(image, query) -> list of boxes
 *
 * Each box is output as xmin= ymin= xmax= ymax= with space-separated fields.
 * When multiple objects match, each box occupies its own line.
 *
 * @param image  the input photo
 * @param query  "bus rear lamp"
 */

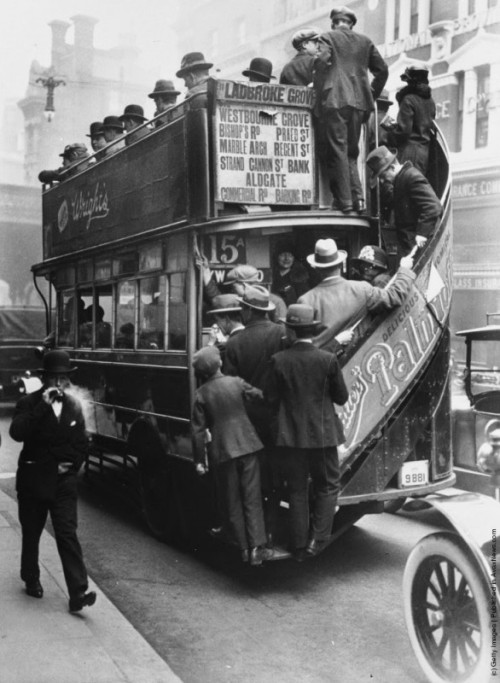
xmin=477 ymin=419 xmax=500 ymax=496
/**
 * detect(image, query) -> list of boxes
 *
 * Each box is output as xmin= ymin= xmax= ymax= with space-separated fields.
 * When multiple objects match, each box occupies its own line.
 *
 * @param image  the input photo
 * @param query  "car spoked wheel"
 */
xmin=403 ymin=533 xmax=491 ymax=683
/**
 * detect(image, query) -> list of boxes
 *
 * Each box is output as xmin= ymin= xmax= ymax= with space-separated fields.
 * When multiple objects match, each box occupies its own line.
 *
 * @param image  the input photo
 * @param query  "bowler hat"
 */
xmin=192 ymin=345 xmax=221 ymax=376
xmin=282 ymin=304 xmax=321 ymax=328
xmin=401 ymin=63 xmax=429 ymax=82
xmin=225 ymin=265 xmax=261 ymax=284
xmin=330 ymin=6 xmax=357 ymax=26
xmin=86 ymin=121 xmax=104 ymax=138
xmin=39 ymin=350 xmax=77 ymax=374
xmin=208 ymin=294 xmax=242 ymax=315
xmin=119 ymin=104 xmax=147 ymax=122
xmin=148 ymin=79 xmax=180 ymax=98
xmin=292 ymin=28 xmax=320 ymax=51
xmin=176 ymin=52 xmax=213 ymax=78
xmin=352 ymin=245 xmax=389 ymax=271
xmin=238 ymin=284 xmax=275 ymax=312
xmin=306 ymin=239 xmax=347 ymax=269
xmin=366 ymin=145 xmax=397 ymax=187
xmin=242 ymin=58 xmax=275 ymax=82
xmin=59 ymin=143 xmax=88 ymax=158
xmin=102 ymin=116 xmax=124 ymax=132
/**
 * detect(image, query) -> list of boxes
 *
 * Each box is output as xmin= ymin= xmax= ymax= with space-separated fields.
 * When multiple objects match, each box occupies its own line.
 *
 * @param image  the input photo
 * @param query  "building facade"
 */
xmin=176 ymin=0 xmax=500 ymax=361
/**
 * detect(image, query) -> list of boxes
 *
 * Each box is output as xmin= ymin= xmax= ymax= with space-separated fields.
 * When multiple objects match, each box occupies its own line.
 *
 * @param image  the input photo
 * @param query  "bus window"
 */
xmin=77 ymin=287 xmax=94 ymax=347
xmin=115 ymin=280 xmax=136 ymax=349
xmin=168 ymin=272 xmax=187 ymax=350
xmin=138 ymin=276 xmax=166 ymax=350
xmin=58 ymin=291 xmax=85 ymax=347
xmin=95 ymin=285 xmax=113 ymax=348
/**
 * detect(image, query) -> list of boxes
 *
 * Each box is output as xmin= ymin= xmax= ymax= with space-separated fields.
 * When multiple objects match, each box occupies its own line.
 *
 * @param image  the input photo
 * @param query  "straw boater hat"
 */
xmin=242 ymin=57 xmax=275 ymax=81
xmin=237 ymin=284 xmax=275 ymax=312
xmin=306 ymin=239 xmax=347 ymax=269
xmin=281 ymin=304 xmax=321 ymax=328
xmin=330 ymin=6 xmax=357 ymax=26
xmin=119 ymin=104 xmax=147 ymax=122
xmin=366 ymin=145 xmax=398 ymax=187
xmin=148 ymin=80 xmax=180 ymax=98
xmin=292 ymin=28 xmax=320 ymax=51
xmin=176 ymin=52 xmax=213 ymax=78
xmin=192 ymin=346 xmax=221 ymax=376
xmin=208 ymin=294 xmax=242 ymax=315
xmin=39 ymin=349 xmax=77 ymax=374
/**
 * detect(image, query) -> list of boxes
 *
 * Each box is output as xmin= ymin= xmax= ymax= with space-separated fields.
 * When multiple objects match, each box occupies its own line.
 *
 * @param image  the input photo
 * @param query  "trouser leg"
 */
xmin=18 ymin=494 xmax=48 ymax=583
xmin=238 ymin=452 xmax=267 ymax=549
xmin=282 ymin=449 xmax=310 ymax=550
xmin=217 ymin=460 xmax=248 ymax=550
xmin=346 ymin=108 xmax=365 ymax=203
xmin=308 ymin=447 xmax=340 ymax=542
xmin=49 ymin=475 xmax=88 ymax=598
xmin=322 ymin=107 xmax=352 ymax=209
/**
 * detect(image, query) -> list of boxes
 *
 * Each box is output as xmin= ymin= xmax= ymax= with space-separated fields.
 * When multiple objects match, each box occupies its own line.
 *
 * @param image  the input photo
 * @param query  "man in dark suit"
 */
xmin=314 ymin=6 xmax=388 ymax=213
xmin=280 ymin=28 xmax=320 ymax=86
xmin=366 ymin=145 xmax=442 ymax=256
xmin=9 ymin=350 xmax=96 ymax=612
xmin=267 ymin=304 xmax=348 ymax=559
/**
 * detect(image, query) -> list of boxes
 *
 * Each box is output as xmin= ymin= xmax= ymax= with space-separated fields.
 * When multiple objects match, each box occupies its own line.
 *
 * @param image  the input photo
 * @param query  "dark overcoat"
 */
xmin=393 ymin=162 xmax=442 ymax=254
xmin=267 ymin=342 xmax=348 ymax=448
xmin=394 ymin=84 xmax=436 ymax=174
xmin=279 ymin=53 xmax=316 ymax=86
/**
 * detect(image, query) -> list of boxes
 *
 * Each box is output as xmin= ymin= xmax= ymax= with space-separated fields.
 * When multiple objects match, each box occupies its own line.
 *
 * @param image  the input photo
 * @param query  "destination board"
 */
xmin=212 ymin=79 xmax=316 ymax=206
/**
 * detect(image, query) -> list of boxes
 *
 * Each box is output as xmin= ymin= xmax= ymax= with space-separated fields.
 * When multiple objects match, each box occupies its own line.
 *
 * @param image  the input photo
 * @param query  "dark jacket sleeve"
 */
xmin=327 ymin=354 xmax=349 ymax=406
xmin=366 ymin=267 xmax=416 ymax=313
xmin=191 ymin=393 xmax=208 ymax=465
xmin=368 ymin=42 xmax=389 ymax=100
xmin=9 ymin=394 xmax=51 ymax=443
xmin=409 ymin=173 xmax=442 ymax=237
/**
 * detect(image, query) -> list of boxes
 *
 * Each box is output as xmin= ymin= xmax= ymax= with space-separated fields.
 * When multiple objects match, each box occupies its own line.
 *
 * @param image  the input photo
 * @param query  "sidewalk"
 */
xmin=0 ymin=488 xmax=182 ymax=683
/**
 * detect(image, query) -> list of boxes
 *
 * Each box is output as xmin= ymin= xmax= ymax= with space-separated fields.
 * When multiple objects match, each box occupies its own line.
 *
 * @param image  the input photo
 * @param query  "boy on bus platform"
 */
xmin=191 ymin=345 xmax=273 ymax=567
xmin=266 ymin=304 xmax=348 ymax=561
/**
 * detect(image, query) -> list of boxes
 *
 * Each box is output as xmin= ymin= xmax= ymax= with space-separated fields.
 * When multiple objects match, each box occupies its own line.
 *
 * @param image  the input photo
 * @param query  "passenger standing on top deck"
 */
xmin=366 ymin=145 xmax=442 ymax=257
xmin=191 ymin=345 xmax=273 ymax=566
xmin=101 ymin=116 xmax=126 ymax=156
xmin=351 ymin=245 xmax=392 ymax=288
xmin=314 ymin=6 xmax=388 ymax=215
xmin=242 ymin=58 xmax=275 ymax=83
xmin=147 ymin=80 xmax=180 ymax=128
xmin=266 ymin=304 xmax=348 ymax=560
xmin=279 ymin=28 xmax=320 ymax=87
xmin=86 ymin=122 xmax=107 ymax=160
xmin=297 ymin=238 xmax=415 ymax=343
xmin=120 ymin=105 xmax=151 ymax=145
xmin=38 ymin=143 xmax=91 ymax=184
xmin=176 ymin=52 xmax=213 ymax=106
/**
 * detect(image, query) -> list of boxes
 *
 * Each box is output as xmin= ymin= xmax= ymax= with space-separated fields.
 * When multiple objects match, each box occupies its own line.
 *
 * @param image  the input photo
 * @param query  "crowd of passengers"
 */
xmin=40 ymin=5 xmax=444 ymax=566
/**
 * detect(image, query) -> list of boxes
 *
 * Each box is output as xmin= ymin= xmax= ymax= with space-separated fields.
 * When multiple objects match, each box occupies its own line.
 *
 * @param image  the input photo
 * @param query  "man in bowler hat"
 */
xmin=242 ymin=58 xmax=275 ymax=83
xmin=176 ymin=52 xmax=213 ymax=105
xmin=314 ymin=6 xmax=388 ymax=214
xmin=102 ymin=115 xmax=125 ymax=155
xmin=120 ymin=104 xmax=150 ymax=145
xmin=86 ymin=121 xmax=107 ymax=159
xmin=148 ymin=80 xmax=180 ymax=127
xmin=366 ymin=145 xmax=442 ymax=256
xmin=267 ymin=303 xmax=348 ymax=559
xmin=10 ymin=350 xmax=96 ymax=612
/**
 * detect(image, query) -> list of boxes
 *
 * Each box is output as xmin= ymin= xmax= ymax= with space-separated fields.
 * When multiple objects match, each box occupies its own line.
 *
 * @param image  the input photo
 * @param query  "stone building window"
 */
xmin=475 ymin=66 xmax=490 ymax=148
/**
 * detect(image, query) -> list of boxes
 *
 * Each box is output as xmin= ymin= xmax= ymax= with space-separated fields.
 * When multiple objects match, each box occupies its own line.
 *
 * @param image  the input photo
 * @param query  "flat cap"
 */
xmin=330 ymin=6 xmax=357 ymax=26
xmin=292 ymin=27 xmax=320 ymax=50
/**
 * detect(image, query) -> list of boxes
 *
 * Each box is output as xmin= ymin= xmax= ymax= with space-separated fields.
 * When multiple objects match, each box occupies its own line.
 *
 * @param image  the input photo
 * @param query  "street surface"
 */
xmin=0 ymin=405 xmax=435 ymax=683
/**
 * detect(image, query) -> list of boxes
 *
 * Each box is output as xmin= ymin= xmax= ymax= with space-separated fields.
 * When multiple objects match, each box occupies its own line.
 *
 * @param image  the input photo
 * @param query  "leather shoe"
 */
xmin=249 ymin=547 xmax=274 ymax=566
xmin=305 ymin=538 xmax=328 ymax=558
xmin=69 ymin=590 xmax=97 ymax=613
xmin=353 ymin=199 xmax=367 ymax=215
xmin=25 ymin=580 xmax=43 ymax=598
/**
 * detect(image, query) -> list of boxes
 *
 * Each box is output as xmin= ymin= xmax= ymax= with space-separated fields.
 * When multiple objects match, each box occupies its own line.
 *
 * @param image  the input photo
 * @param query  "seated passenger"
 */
xmin=79 ymin=305 xmax=111 ymax=348
xmin=271 ymin=240 xmax=310 ymax=307
xmin=351 ymin=245 xmax=392 ymax=288
xmin=242 ymin=58 xmax=275 ymax=83
xmin=147 ymin=80 xmax=180 ymax=128
xmin=279 ymin=28 xmax=319 ymax=86
xmin=101 ymin=116 xmax=126 ymax=155
xmin=120 ymin=105 xmax=150 ymax=145
xmin=38 ymin=143 xmax=90 ymax=184
xmin=176 ymin=52 xmax=213 ymax=105
xmin=115 ymin=322 xmax=134 ymax=349
xmin=86 ymin=121 xmax=107 ymax=160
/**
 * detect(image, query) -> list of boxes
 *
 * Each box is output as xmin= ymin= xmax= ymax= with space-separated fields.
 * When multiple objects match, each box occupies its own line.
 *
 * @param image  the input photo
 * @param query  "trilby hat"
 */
xmin=119 ymin=104 xmax=147 ymax=122
xmin=307 ymin=238 xmax=347 ymax=269
xmin=148 ymin=79 xmax=180 ymax=98
xmin=225 ymin=264 xmax=261 ymax=284
xmin=330 ymin=6 xmax=357 ymax=26
xmin=292 ymin=28 xmax=320 ymax=51
xmin=86 ymin=121 xmax=104 ymax=138
xmin=39 ymin=349 xmax=77 ymax=374
xmin=176 ymin=52 xmax=213 ymax=78
xmin=102 ymin=115 xmax=124 ymax=132
xmin=282 ymin=304 xmax=321 ymax=328
xmin=366 ymin=145 xmax=397 ymax=187
xmin=242 ymin=57 xmax=275 ymax=82
xmin=192 ymin=346 xmax=221 ymax=376
xmin=351 ymin=245 xmax=389 ymax=271
xmin=238 ymin=284 xmax=275 ymax=312
xmin=208 ymin=294 xmax=242 ymax=315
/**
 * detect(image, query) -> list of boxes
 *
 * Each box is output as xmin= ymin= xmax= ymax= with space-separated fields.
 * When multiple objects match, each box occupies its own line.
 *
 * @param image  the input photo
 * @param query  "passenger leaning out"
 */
xmin=38 ymin=143 xmax=90 ymax=184
xmin=191 ymin=346 xmax=273 ymax=566
xmin=279 ymin=28 xmax=320 ymax=87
